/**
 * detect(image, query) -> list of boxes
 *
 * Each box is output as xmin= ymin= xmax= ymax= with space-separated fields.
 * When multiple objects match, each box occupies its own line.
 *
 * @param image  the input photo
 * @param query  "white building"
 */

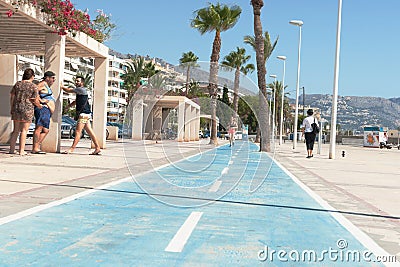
xmin=107 ymin=54 xmax=128 ymax=122
xmin=16 ymin=53 xmax=130 ymax=123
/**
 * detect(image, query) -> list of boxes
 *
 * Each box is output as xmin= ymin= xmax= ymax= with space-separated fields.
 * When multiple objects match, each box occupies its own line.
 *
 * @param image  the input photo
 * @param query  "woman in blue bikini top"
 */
xmin=39 ymin=83 xmax=56 ymax=114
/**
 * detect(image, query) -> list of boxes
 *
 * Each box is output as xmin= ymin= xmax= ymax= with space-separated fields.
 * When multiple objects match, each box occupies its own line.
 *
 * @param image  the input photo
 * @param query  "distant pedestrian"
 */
xmin=228 ymin=126 xmax=235 ymax=147
xmin=60 ymin=76 xmax=101 ymax=155
xmin=301 ymin=109 xmax=318 ymax=158
xmin=228 ymin=116 xmax=237 ymax=147
xmin=32 ymin=71 xmax=56 ymax=154
xmin=381 ymin=132 xmax=388 ymax=145
xmin=9 ymin=68 xmax=42 ymax=155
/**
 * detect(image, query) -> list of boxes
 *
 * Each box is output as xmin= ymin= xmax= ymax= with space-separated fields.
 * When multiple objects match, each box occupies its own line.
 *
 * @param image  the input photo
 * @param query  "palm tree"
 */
xmin=245 ymin=32 xmax=280 ymax=144
xmin=149 ymin=74 xmax=166 ymax=90
xmin=244 ymin=31 xmax=279 ymax=63
xmin=179 ymin=51 xmax=199 ymax=96
xmin=143 ymin=60 xmax=160 ymax=81
xmin=191 ymin=2 xmax=242 ymax=145
xmin=121 ymin=56 xmax=145 ymax=103
xmin=187 ymin=81 xmax=206 ymax=99
xmin=221 ymin=47 xmax=255 ymax=115
xmin=244 ymin=32 xmax=278 ymax=145
xmin=268 ymin=80 xmax=289 ymax=129
xmin=248 ymin=1 xmax=276 ymax=152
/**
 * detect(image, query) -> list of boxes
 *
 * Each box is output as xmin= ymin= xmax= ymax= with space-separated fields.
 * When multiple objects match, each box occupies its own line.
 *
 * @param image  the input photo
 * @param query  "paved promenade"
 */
xmin=274 ymin=141 xmax=400 ymax=259
xmin=0 ymin=138 xmax=399 ymax=265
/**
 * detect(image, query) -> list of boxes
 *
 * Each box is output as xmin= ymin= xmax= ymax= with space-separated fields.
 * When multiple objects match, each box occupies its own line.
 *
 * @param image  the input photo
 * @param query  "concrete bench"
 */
xmin=342 ymin=138 xmax=363 ymax=146
xmin=106 ymin=126 xmax=119 ymax=141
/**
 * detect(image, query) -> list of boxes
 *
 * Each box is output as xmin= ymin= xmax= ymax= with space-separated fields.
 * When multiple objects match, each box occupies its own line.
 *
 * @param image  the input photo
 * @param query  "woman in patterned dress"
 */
xmin=9 ymin=68 xmax=43 ymax=155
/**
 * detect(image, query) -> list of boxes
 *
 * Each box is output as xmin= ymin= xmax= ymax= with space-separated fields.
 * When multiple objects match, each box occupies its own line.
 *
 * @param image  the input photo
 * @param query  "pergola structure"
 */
xmin=0 ymin=0 xmax=109 ymax=152
xmin=131 ymin=96 xmax=200 ymax=142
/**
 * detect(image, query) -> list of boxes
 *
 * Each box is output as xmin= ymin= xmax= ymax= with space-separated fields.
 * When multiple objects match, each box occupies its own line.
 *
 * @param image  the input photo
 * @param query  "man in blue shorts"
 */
xmin=32 ymin=71 xmax=56 ymax=154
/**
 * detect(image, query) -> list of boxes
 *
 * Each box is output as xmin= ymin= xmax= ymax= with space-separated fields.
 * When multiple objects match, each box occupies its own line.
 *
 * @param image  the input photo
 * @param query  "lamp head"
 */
xmin=290 ymin=20 xmax=304 ymax=26
xmin=277 ymin=56 xmax=286 ymax=61
xmin=269 ymin=74 xmax=277 ymax=78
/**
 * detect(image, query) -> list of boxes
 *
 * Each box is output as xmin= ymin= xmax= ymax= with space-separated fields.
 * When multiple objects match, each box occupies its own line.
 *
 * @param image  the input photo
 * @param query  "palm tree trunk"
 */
xmin=233 ymin=68 xmax=240 ymax=115
xmin=186 ymin=66 xmax=190 ymax=97
xmin=208 ymin=63 xmax=218 ymax=145
xmin=208 ymin=31 xmax=221 ymax=145
xmin=251 ymin=0 xmax=270 ymax=152
xmin=255 ymin=127 xmax=261 ymax=143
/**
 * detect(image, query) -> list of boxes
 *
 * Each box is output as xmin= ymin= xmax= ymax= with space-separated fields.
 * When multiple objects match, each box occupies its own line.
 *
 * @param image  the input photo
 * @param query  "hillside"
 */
xmin=389 ymin=97 xmax=400 ymax=105
xmin=299 ymin=94 xmax=400 ymax=130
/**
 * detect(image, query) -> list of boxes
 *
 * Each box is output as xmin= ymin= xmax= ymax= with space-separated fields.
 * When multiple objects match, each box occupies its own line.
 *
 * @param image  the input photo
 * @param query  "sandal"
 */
xmin=31 ymin=150 xmax=46 ymax=154
xmin=89 ymin=150 xmax=101 ymax=155
xmin=61 ymin=149 xmax=74 ymax=154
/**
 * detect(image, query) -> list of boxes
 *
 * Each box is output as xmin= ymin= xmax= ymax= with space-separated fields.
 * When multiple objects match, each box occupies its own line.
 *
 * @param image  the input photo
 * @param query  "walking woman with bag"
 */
xmin=301 ymin=109 xmax=319 ymax=159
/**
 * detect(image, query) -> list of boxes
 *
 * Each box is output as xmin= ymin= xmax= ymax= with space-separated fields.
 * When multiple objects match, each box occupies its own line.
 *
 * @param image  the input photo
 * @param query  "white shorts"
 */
xmin=77 ymin=113 xmax=91 ymax=124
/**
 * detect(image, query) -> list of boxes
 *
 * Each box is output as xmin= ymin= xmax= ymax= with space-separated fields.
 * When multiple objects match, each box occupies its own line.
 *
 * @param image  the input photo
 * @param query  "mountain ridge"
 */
xmin=296 ymin=94 xmax=400 ymax=130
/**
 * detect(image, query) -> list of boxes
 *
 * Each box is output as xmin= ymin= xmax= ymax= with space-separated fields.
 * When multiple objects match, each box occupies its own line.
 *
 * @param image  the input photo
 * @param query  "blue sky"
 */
xmin=76 ymin=0 xmax=399 ymax=99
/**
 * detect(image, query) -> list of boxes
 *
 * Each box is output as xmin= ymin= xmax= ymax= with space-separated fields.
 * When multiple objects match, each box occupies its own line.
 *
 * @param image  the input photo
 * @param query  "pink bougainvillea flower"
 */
xmin=5 ymin=0 xmax=110 ymax=42
xmin=6 ymin=9 xmax=13 ymax=17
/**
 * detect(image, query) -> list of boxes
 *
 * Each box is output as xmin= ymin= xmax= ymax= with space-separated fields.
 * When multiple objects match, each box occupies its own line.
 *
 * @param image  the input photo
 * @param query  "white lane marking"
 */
xmin=165 ymin=211 xmax=203 ymax=253
xmin=221 ymin=167 xmax=229 ymax=175
xmin=272 ymin=158 xmax=393 ymax=262
xmin=0 ymin=176 xmax=133 ymax=226
xmin=209 ymin=180 xmax=222 ymax=192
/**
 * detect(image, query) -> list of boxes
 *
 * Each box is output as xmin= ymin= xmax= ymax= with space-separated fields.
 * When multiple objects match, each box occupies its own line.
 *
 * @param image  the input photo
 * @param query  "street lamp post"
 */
xmin=277 ymin=56 xmax=286 ymax=145
xmin=266 ymin=87 xmax=273 ymax=126
xmin=302 ymin=86 xmax=305 ymax=117
xmin=397 ymin=127 xmax=400 ymax=146
xmin=329 ymin=0 xmax=343 ymax=159
xmin=290 ymin=19 xmax=304 ymax=150
xmin=318 ymin=117 xmax=327 ymax=154
xmin=269 ymin=74 xmax=277 ymax=144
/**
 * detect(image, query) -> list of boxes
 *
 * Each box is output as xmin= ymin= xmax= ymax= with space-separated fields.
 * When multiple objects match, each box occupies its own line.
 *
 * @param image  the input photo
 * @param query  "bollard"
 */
xmin=342 ymin=150 xmax=345 ymax=157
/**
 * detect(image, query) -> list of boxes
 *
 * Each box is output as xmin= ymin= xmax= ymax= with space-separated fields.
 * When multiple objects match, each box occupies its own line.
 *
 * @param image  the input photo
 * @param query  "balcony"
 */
xmin=107 ymin=107 xmax=119 ymax=113
xmin=108 ymin=96 xmax=119 ymax=103
xmin=119 ymin=98 xmax=127 ymax=105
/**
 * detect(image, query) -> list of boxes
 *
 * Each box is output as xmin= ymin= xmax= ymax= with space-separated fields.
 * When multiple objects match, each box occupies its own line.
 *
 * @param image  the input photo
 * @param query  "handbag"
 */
xmin=311 ymin=118 xmax=320 ymax=134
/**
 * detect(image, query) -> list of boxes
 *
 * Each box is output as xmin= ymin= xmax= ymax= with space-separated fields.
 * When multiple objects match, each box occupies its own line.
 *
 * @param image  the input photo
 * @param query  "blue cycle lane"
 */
xmin=0 ymin=142 xmax=388 ymax=266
